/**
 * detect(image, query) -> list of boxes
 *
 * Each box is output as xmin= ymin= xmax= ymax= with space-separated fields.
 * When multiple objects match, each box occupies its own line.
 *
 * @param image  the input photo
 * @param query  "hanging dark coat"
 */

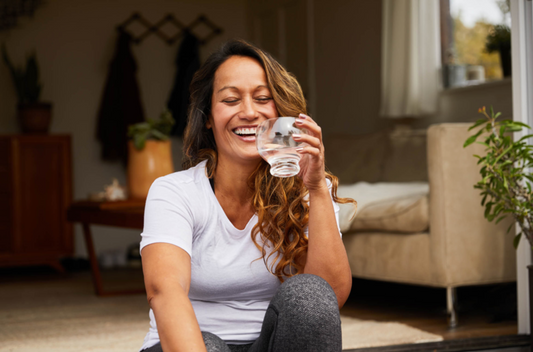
xmin=96 ymin=31 xmax=145 ymax=164
xmin=167 ymin=31 xmax=200 ymax=137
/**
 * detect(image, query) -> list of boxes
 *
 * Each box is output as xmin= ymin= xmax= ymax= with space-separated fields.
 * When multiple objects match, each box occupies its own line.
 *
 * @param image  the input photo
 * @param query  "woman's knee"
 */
xmin=273 ymin=274 xmax=339 ymax=319
xmin=263 ymin=274 xmax=342 ymax=350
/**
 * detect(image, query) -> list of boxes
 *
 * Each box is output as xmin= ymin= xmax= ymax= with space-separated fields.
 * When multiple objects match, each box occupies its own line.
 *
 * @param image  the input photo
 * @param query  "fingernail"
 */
xmin=296 ymin=147 xmax=304 ymax=152
xmin=295 ymin=119 xmax=304 ymax=125
xmin=292 ymin=134 xmax=301 ymax=139
xmin=298 ymin=113 xmax=308 ymax=119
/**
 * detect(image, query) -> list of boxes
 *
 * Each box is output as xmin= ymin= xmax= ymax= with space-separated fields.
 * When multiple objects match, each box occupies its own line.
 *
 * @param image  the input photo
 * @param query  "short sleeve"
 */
xmin=140 ymin=177 xmax=195 ymax=257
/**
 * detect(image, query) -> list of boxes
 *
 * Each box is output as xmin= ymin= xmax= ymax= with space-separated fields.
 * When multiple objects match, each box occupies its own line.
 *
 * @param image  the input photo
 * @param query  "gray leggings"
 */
xmin=143 ymin=274 xmax=342 ymax=352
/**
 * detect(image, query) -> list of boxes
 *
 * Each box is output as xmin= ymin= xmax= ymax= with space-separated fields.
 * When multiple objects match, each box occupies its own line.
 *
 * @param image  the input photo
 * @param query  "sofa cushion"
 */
xmin=325 ymin=131 xmax=389 ymax=184
xmin=381 ymin=127 xmax=428 ymax=182
xmin=337 ymin=182 xmax=429 ymax=233
xmin=351 ymin=194 xmax=429 ymax=233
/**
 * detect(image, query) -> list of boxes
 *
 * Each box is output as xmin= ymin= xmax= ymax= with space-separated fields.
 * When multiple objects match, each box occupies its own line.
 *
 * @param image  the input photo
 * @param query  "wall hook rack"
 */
xmin=116 ymin=12 xmax=223 ymax=45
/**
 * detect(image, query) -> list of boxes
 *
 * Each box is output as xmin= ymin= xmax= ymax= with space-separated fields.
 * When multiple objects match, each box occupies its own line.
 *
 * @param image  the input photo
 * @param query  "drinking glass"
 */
xmin=256 ymin=117 xmax=308 ymax=177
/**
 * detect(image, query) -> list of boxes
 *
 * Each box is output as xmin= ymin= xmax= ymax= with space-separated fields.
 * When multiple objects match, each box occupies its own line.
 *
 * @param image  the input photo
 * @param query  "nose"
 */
xmin=240 ymin=97 xmax=259 ymax=121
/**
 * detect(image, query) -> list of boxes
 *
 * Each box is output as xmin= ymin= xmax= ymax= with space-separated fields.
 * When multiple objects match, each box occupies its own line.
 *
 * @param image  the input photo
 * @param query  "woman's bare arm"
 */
xmin=293 ymin=113 xmax=352 ymax=308
xmin=142 ymin=243 xmax=207 ymax=352
xmin=303 ymin=185 xmax=353 ymax=308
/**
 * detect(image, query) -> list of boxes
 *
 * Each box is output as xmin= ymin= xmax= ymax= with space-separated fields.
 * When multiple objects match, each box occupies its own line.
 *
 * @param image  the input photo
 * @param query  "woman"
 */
xmin=140 ymin=39 xmax=355 ymax=352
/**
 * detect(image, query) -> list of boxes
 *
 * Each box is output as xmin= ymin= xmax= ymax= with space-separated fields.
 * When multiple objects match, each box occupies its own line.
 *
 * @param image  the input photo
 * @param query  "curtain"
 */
xmin=380 ymin=0 xmax=441 ymax=118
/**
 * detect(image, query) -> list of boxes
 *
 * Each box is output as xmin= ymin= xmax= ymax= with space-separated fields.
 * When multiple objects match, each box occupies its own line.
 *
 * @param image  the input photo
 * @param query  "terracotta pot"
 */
xmin=127 ymin=140 xmax=174 ymax=200
xmin=18 ymin=102 xmax=52 ymax=134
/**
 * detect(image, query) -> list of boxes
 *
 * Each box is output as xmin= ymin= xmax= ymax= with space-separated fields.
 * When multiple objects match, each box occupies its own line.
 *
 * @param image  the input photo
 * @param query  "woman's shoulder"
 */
xmin=149 ymin=161 xmax=209 ymax=196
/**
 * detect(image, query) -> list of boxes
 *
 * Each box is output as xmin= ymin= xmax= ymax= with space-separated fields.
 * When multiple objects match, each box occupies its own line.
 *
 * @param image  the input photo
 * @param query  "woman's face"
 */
xmin=208 ymin=55 xmax=278 ymax=166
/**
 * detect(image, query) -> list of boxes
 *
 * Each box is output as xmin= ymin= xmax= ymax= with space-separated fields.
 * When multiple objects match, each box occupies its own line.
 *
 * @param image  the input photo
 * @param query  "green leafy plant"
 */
xmin=464 ymin=106 xmax=533 ymax=249
xmin=1 ymin=44 xmax=42 ymax=104
xmin=485 ymin=24 xmax=511 ymax=53
xmin=128 ymin=109 xmax=175 ymax=150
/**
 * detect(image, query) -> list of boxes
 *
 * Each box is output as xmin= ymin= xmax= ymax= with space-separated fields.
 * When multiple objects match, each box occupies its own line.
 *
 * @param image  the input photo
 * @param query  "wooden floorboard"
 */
xmin=343 ymin=335 xmax=531 ymax=352
xmin=340 ymin=277 xmax=520 ymax=341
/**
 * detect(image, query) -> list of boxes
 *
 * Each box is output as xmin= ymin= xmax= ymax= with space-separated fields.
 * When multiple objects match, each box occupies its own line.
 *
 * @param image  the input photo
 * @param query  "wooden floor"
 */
xmin=0 ymin=261 xmax=519 ymax=343
xmin=340 ymin=278 xmax=518 ymax=341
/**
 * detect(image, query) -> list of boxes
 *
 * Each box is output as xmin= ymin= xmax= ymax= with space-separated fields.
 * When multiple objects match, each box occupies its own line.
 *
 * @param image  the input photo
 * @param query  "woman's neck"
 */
xmin=212 ymin=158 xmax=261 ymax=229
xmin=214 ymin=159 xmax=258 ymax=204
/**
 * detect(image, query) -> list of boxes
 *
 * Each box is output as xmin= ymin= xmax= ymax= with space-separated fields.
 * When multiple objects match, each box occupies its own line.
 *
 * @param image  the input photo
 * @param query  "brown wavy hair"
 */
xmin=183 ymin=39 xmax=355 ymax=282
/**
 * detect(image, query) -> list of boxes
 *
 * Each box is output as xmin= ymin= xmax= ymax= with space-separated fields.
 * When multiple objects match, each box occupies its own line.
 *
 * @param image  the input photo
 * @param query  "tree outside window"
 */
xmin=441 ymin=0 xmax=511 ymax=88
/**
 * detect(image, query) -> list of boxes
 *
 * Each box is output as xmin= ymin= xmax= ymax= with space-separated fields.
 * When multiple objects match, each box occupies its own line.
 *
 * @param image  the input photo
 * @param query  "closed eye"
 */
xmin=255 ymin=97 xmax=272 ymax=103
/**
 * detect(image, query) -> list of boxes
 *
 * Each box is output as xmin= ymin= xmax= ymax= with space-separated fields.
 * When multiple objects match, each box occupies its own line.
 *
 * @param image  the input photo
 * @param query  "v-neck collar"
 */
xmin=202 ymin=165 xmax=257 ymax=234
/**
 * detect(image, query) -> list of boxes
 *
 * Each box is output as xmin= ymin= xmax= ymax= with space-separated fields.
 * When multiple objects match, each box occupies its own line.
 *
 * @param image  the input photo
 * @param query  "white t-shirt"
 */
xmin=139 ymin=160 xmax=341 ymax=350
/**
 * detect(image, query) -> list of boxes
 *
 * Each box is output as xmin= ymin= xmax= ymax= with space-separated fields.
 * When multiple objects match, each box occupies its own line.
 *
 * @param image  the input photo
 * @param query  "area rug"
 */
xmin=0 ymin=278 xmax=442 ymax=351
xmin=340 ymin=316 xmax=443 ymax=349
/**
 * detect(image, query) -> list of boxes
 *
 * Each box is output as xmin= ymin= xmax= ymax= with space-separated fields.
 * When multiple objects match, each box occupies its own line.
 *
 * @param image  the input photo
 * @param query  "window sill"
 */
xmin=441 ymin=77 xmax=512 ymax=96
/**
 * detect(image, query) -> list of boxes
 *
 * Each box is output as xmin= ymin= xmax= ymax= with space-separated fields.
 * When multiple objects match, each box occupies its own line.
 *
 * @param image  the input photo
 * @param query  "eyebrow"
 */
xmin=217 ymin=85 xmax=269 ymax=93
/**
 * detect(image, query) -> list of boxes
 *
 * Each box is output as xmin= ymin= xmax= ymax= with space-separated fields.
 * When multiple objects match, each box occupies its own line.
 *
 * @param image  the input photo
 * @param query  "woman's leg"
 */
xmin=142 ymin=332 xmax=232 ymax=352
xmin=249 ymin=274 xmax=342 ymax=352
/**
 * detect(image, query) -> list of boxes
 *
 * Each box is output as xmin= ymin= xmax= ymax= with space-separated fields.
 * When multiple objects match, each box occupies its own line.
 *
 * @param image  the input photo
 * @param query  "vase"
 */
xmin=443 ymin=64 xmax=466 ymax=88
xmin=18 ymin=102 xmax=52 ymax=134
xmin=127 ymin=140 xmax=174 ymax=200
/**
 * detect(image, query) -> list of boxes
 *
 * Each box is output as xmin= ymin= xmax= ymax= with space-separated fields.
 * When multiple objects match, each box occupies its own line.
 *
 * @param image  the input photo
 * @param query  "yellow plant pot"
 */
xmin=127 ymin=140 xmax=174 ymax=200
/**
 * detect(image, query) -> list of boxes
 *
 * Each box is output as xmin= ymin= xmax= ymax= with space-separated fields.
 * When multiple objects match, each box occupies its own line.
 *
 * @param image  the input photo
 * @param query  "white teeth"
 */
xmin=234 ymin=127 xmax=257 ymax=135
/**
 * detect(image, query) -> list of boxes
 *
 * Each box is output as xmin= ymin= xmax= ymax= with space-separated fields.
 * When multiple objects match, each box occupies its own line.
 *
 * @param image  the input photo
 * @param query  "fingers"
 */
xmin=298 ymin=113 xmax=315 ymax=123
xmin=296 ymin=145 xmax=321 ymax=158
xmin=292 ymin=133 xmax=320 ymax=149
xmin=295 ymin=113 xmax=322 ymax=139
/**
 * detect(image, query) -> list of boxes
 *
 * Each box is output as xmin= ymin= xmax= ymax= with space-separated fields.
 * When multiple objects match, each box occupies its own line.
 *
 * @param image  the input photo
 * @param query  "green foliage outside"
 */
xmin=128 ymin=109 xmax=175 ymax=151
xmin=464 ymin=107 xmax=533 ymax=249
xmin=485 ymin=24 xmax=511 ymax=54
xmin=452 ymin=16 xmax=502 ymax=80
xmin=1 ymin=44 xmax=42 ymax=104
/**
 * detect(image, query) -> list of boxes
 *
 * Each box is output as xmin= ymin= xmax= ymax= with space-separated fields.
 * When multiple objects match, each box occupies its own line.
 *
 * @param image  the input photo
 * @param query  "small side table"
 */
xmin=67 ymin=200 xmax=145 ymax=296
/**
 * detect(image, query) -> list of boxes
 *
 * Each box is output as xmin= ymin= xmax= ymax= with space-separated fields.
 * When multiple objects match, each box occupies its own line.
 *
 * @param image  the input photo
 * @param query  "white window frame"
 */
xmin=510 ymin=0 xmax=533 ymax=335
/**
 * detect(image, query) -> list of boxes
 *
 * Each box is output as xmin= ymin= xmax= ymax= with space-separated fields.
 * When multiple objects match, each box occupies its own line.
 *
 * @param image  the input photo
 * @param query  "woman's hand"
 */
xmin=293 ymin=113 xmax=353 ymax=307
xmin=293 ymin=113 xmax=327 ymax=192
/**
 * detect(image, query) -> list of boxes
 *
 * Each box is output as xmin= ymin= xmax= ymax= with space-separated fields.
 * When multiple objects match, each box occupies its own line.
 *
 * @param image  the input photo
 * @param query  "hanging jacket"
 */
xmin=167 ymin=31 xmax=200 ymax=137
xmin=96 ymin=30 xmax=145 ymax=164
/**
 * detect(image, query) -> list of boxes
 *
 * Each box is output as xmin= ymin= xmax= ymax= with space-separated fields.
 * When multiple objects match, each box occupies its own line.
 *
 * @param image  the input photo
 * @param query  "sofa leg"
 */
xmin=447 ymin=286 xmax=458 ymax=328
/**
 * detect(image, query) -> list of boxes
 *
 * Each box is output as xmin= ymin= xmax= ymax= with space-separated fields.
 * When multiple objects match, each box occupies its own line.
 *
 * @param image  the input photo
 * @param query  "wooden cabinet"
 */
xmin=0 ymin=135 xmax=73 ymax=270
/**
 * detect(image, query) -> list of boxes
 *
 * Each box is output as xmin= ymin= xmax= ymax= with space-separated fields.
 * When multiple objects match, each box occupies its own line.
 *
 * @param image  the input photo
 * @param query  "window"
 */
xmin=440 ymin=0 xmax=511 ymax=88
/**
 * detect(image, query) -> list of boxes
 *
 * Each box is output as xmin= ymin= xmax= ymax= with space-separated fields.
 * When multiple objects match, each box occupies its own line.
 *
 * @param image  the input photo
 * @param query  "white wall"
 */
xmin=0 ymin=0 xmax=247 ymax=259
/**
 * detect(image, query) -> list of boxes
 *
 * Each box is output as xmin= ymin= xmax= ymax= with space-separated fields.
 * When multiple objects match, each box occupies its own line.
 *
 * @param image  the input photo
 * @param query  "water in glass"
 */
xmin=256 ymin=117 xmax=307 ymax=177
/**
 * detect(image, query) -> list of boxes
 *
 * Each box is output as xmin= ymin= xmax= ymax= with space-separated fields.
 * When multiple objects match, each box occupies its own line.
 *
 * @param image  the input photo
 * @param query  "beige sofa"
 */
xmin=325 ymin=123 xmax=517 ymax=327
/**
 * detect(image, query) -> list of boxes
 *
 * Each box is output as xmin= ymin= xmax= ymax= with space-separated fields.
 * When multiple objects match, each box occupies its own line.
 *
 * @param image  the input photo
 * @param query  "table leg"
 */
xmin=82 ymin=223 xmax=105 ymax=296
xmin=81 ymin=223 xmax=145 ymax=297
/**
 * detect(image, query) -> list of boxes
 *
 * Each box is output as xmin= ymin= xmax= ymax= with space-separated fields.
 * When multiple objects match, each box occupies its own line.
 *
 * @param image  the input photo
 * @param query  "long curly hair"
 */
xmin=183 ymin=39 xmax=355 ymax=282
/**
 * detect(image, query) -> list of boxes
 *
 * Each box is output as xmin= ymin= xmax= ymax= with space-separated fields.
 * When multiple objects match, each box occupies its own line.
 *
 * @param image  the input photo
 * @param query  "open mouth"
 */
xmin=233 ymin=127 xmax=257 ymax=137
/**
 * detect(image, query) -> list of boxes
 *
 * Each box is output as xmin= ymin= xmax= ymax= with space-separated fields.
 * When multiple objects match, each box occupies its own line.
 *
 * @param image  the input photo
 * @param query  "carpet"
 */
xmin=340 ymin=316 xmax=443 ymax=349
xmin=0 ymin=277 xmax=442 ymax=351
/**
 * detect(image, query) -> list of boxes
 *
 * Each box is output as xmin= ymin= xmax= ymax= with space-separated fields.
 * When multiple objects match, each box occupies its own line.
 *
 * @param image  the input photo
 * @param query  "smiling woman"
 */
xmin=207 ymin=56 xmax=278 ymax=165
xmin=139 ymin=39 xmax=355 ymax=352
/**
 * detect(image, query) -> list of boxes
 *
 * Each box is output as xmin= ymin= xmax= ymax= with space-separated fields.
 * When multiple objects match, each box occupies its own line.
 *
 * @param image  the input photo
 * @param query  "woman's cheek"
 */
xmin=263 ymin=101 xmax=278 ymax=117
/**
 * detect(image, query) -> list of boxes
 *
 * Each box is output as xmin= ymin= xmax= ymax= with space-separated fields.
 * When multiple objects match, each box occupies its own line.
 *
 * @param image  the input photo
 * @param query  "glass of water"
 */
xmin=256 ymin=117 xmax=308 ymax=177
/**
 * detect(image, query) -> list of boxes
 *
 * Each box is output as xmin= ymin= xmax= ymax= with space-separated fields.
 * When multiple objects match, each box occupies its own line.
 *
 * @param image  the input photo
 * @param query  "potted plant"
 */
xmin=1 ymin=44 xmax=52 ymax=134
xmin=127 ymin=109 xmax=175 ymax=199
xmin=485 ymin=25 xmax=512 ymax=77
xmin=464 ymin=106 xmax=532 ymax=337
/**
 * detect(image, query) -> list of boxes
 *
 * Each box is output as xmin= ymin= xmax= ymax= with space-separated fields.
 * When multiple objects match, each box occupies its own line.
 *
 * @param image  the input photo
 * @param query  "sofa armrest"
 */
xmin=427 ymin=123 xmax=516 ymax=287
